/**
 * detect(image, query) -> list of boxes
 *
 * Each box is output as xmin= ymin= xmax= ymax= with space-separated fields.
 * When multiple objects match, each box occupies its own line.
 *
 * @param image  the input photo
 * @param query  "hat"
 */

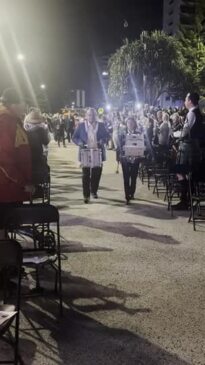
xmin=0 ymin=88 xmax=24 ymax=105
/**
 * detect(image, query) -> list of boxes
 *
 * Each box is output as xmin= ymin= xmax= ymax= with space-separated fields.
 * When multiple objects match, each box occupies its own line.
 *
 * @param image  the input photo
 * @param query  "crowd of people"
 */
xmin=0 ymin=87 xmax=205 ymax=236
xmin=71 ymin=93 xmax=205 ymax=206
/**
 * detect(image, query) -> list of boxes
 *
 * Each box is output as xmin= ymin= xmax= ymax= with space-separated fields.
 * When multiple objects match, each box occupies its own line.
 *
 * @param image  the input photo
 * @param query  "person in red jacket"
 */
xmin=0 ymin=88 xmax=32 ymax=238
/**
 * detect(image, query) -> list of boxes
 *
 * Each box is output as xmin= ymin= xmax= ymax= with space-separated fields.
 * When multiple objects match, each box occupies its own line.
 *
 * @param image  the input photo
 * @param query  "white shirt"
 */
xmin=182 ymin=106 xmax=197 ymax=138
xmin=85 ymin=121 xmax=98 ymax=148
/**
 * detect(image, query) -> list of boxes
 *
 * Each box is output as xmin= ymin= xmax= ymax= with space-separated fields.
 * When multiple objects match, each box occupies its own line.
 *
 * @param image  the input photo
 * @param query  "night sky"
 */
xmin=0 ymin=0 xmax=163 ymax=110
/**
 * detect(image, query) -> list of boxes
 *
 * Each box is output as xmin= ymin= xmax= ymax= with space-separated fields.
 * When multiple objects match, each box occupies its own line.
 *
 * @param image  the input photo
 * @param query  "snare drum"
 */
xmin=124 ymin=134 xmax=145 ymax=158
xmin=80 ymin=148 xmax=102 ymax=168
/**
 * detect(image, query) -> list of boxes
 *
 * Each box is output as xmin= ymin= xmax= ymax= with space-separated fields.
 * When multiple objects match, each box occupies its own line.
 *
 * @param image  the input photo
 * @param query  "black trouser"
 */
xmin=82 ymin=167 xmax=102 ymax=198
xmin=57 ymin=131 xmax=65 ymax=147
xmin=121 ymin=160 xmax=139 ymax=200
xmin=67 ymin=128 xmax=74 ymax=143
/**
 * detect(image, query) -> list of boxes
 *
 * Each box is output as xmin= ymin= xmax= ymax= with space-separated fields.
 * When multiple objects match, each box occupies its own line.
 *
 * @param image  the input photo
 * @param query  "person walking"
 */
xmin=118 ymin=117 xmax=142 ymax=204
xmin=72 ymin=108 xmax=108 ymax=203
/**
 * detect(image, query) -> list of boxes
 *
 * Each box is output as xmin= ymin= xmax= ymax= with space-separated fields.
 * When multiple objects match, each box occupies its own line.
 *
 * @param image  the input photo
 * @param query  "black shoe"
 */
xmin=125 ymin=197 xmax=130 ymax=205
xmin=171 ymin=201 xmax=188 ymax=210
xmin=91 ymin=193 xmax=98 ymax=199
xmin=84 ymin=197 xmax=90 ymax=204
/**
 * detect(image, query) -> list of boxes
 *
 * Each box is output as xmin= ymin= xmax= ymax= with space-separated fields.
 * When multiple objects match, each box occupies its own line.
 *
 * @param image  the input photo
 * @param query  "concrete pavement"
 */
xmin=1 ymin=141 xmax=205 ymax=365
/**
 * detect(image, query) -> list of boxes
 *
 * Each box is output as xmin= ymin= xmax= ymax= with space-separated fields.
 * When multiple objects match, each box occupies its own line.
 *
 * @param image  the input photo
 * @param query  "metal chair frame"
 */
xmin=5 ymin=204 xmax=63 ymax=315
xmin=188 ymin=174 xmax=205 ymax=231
xmin=0 ymin=240 xmax=22 ymax=365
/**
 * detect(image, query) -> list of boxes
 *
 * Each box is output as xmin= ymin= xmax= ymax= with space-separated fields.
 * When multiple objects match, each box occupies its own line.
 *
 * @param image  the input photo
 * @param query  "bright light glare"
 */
xmin=136 ymin=102 xmax=142 ymax=109
xmin=17 ymin=53 xmax=25 ymax=61
xmin=40 ymin=84 xmax=46 ymax=89
xmin=106 ymin=104 xmax=112 ymax=111
xmin=102 ymin=71 xmax=108 ymax=76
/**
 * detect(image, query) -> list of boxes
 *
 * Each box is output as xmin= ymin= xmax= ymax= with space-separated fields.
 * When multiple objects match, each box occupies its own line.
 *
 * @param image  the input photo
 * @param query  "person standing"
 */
xmin=172 ymin=92 xmax=204 ymax=210
xmin=24 ymin=107 xmax=50 ymax=185
xmin=0 ymin=88 xmax=32 ymax=238
xmin=72 ymin=108 xmax=108 ymax=203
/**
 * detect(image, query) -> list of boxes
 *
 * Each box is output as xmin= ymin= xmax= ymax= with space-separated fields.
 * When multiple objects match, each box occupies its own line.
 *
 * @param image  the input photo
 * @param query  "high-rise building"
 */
xmin=163 ymin=0 xmax=181 ymax=35
xmin=64 ymin=89 xmax=86 ymax=108
xmin=163 ymin=0 xmax=198 ymax=35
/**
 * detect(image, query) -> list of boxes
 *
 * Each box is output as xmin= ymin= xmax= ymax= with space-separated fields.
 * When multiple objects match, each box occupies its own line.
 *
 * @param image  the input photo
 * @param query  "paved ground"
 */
xmin=1 ymin=141 xmax=205 ymax=365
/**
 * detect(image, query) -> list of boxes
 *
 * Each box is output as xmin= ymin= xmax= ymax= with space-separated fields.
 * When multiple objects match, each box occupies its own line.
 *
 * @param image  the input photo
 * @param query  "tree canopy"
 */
xmin=108 ymin=27 xmax=205 ymax=105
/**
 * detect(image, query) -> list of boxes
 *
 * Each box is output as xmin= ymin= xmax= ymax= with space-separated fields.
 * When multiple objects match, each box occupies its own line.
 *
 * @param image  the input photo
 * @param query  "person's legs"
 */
xmin=130 ymin=161 xmax=139 ymax=198
xmin=56 ymin=132 xmax=61 ymax=147
xmin=67 ymin=131 xmax=71 ymax=143
xmin=82 ymin=167 xmax=91 ymax=201
xmin=121 ymin=160 xmax=131 ymax=201
xmin=91 ymin=167 xmax=102 ymax=197
xmin=62 ymin=133 xmax=66 ymax=147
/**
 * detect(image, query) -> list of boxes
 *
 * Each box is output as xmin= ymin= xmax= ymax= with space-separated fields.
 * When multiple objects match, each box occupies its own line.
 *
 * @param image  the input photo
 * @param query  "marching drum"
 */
xmin=124 ymin=134 xmax=145 ymax=158
xmin=80 ymin=148 xmax=102 ymax=168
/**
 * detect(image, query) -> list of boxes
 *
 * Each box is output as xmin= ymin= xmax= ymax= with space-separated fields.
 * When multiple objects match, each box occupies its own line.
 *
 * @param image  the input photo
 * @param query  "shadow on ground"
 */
xmin=60 ymin=214 xmax=180 ymax=245
xmin=60 ymin=240 xmax=113 ymax=253
xmin=19 ymin=293 xmax=191 ymax=365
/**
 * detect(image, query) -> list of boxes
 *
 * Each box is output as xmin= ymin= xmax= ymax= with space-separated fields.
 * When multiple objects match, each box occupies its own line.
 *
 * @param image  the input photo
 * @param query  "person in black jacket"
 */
xmin=172 ymin=92 xmax=204 ymax=210
xmin=24 ymin=108 xmax=50 ymax=185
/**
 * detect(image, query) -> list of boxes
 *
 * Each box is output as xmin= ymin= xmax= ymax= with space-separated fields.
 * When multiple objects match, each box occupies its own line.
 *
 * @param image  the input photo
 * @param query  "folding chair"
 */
xmin=0 ymin=240 xmax=22 ymax=365
xmin=5 ymin=204 xmax=63 ymax=315
xmin=32 ymin=166 xmax=51 ymax=204
xmin=188 ymin=173 xmax=205 ymax=231
xmin=153 ymin=168 xmax=169 ymax=198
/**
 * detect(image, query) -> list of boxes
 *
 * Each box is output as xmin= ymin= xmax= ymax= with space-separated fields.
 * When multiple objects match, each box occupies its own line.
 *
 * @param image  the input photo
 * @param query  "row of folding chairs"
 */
xmin=0 ymin=203 xmax=62 ymax=364
xmin=139 ymin=159 xmax=205 ymax=230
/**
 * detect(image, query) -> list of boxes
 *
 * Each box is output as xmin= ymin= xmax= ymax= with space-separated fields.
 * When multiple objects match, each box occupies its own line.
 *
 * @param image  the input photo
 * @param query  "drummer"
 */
xmin=72 ymin=108 xmax=108 ymax=203
xmin=118 ymin=117 xmax=144 ymax=204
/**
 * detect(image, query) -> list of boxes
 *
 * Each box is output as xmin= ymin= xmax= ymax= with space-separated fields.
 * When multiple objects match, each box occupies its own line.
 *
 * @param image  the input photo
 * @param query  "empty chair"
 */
xmin=5 ymin=204 xmax=63 ymax=315
xmin=0 ymin=240 xmax=22 ymax=365
xmin=188 ymin=173 xmax=205 ymax=231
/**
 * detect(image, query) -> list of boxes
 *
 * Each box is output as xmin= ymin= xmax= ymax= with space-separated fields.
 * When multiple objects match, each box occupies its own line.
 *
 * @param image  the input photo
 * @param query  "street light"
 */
xmin=40 ymin=84 xmax=46 ymax=89
xmin=102 ymin=71 xmax=108 ymax=76
xmin=106 ymin=103 xmax=112 ymax=111
xmin=136 ymin=102 xmax=142 ymax=110
xmin=17 ymin=53 xmax=25 ymax=61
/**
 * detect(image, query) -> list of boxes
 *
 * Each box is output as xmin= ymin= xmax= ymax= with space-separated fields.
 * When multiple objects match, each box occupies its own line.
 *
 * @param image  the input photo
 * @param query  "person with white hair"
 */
xmin=24 ymin=107 xmax=50 ymax=185
xmin=72 ymin=108 xmax=108 ymax=203
xmin=158 ymin=112 xmax=171 ymax=147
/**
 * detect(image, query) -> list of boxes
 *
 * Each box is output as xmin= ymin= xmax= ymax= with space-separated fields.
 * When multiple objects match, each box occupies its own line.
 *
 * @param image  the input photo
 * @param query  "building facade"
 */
xmin=163 ymin=0 xmax=198 ymax=35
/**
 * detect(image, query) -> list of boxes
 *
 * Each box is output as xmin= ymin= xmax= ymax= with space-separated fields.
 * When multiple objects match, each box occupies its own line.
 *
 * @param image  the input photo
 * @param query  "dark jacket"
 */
xmin=0 ymin=106 xmax=32 ymax=202
xmin=24 ymin=121 xmax=50 ymax=184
